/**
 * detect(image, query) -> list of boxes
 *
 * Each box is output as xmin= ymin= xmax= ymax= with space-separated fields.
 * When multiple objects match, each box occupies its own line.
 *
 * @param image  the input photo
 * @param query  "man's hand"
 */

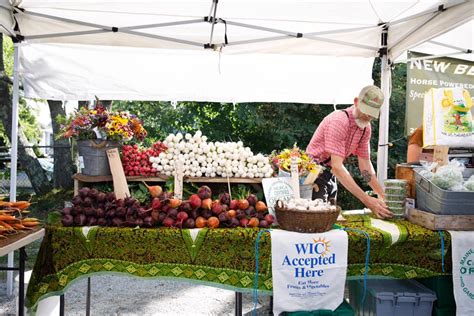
xmin=363 ymin=196 xmax=393 ymax=219
xmin=358 ymin=157 xmax=385 ymax=199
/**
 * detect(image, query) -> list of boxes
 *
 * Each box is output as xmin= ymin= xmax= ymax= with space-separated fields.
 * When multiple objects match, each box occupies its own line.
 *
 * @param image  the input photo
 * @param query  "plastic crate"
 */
xmin=348 ymin=279 xmax=436 ymax=316
xmin=414 ymin=168 xmax=474 ymax=215
xmin=283 ymin=300 xmax=354 ymax=316
xmin=416 ymin=276 xmax=455 ymax=309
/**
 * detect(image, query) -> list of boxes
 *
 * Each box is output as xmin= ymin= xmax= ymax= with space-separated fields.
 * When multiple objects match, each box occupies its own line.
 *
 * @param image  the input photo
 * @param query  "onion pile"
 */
xmin=149 ymin=131 xmax=273 ymax=178
xmin=285 ymin=198 xmax=337 ymax=212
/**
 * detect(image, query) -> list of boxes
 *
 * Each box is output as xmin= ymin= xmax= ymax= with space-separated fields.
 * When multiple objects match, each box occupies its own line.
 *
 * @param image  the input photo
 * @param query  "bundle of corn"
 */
xmin=0 ymin=200 xmax=41 ymax=238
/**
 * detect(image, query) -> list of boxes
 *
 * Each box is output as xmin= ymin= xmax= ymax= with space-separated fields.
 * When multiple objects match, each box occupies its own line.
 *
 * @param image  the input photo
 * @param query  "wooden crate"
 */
xmin=407 ymin=208 xmax=474 ymax=231
xmin=395 ymin=164 xmax=416 ymax=198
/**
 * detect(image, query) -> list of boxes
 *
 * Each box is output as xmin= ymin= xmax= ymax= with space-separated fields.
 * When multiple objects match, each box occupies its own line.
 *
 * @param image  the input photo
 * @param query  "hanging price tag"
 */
xmin=290 ymin=156 xmax=300 ymax=199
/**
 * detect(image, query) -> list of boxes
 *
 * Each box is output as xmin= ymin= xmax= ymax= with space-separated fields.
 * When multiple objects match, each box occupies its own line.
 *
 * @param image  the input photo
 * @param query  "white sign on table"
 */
xmin=262 ymin=177 xmax=294 ymax=217
xmin=450 ymin=231 xmax=474 ymax=316
xmin=271 ymin=229 xmax=348 ymax=315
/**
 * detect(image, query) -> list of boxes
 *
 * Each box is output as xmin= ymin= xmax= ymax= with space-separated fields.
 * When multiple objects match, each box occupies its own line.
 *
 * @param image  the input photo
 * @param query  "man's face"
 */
xmin=354 ymin=98 xmax=376 ymax=128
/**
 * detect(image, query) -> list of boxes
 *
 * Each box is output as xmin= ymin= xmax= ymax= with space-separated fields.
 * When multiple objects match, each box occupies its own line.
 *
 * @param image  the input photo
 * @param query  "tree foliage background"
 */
xmin=115 ymin=59 xmax=409 ymax=209
xmin=0 ymin=37 xmax=41 ymax=146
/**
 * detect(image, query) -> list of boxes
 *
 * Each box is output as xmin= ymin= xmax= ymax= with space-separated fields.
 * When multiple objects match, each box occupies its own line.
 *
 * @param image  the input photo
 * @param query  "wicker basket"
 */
xmin=274 ymin=200 xmax=341 ymax=233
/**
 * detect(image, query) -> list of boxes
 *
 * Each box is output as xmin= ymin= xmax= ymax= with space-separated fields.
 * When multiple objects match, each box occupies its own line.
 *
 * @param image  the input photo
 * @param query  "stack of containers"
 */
xmin=348 ymin=279 xmax=436 ymax=316
xmin=384 ymin=179 xmax=407 ymax=217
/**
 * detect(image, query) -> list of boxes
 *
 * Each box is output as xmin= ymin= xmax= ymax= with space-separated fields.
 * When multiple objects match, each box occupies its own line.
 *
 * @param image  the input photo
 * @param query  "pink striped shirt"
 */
xmin=306 ymin=106 xmax=371 ymax=165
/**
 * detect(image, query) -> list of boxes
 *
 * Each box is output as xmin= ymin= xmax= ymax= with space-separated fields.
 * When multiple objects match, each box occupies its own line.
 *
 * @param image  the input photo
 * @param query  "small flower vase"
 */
xmin=77 ymin=140 xmax=120 ymax=176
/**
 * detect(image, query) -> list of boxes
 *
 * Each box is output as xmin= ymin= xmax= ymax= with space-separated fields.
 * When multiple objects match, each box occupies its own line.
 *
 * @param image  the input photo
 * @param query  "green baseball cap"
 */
xmin=358 ymin=85 xmax=384 ymax=118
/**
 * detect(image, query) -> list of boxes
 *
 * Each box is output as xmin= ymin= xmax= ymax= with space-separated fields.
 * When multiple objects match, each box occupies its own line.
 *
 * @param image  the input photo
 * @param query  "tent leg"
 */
xmin=7 ymin=43 xmax=20 ymax=297
xmin=377 ymin=25 xmax=391 ymax=185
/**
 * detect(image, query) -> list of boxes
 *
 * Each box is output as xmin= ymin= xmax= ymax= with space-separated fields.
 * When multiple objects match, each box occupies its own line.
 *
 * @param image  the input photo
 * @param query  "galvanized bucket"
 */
xmin=77 ymin=140 xmax=120 ymax=176
xmin=299 ymin=184 xmax=313 ymax=199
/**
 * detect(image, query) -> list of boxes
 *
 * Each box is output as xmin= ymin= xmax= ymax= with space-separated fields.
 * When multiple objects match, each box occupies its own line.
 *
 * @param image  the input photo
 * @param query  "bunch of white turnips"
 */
xmin=149 ymin=131 xmax=273 ymax=178
xmin=285 ymin=198 xmax=336 ymax=212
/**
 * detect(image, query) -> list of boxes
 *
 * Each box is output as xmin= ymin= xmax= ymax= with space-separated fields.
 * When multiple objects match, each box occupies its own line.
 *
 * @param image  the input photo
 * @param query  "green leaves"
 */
xmin=129 ymin=183 xmax=150 ymax=204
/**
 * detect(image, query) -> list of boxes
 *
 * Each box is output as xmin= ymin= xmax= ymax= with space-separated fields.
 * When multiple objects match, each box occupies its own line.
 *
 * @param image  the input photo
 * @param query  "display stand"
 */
xmin=407 ymin=208 xmax=474 ymax=231
xmin=0 ymin=228 xmax=45 ymax=316
xmin=70 ymin=172 xmax=263 ymax=316
xmin=73 ymin=174 xmax=263 ymax=195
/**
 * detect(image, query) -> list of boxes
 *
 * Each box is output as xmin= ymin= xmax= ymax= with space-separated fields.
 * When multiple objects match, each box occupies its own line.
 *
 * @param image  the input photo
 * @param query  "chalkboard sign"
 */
xmin=262 ymin=177 xmax=294 ymax=217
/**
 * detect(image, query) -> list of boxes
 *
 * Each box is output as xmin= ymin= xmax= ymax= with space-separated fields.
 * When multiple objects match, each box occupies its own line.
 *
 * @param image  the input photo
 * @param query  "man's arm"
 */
xmin=331 ymin=154 xmax=392 ymax=218
xmin=358 ymin=157 xmax=385 ymax=199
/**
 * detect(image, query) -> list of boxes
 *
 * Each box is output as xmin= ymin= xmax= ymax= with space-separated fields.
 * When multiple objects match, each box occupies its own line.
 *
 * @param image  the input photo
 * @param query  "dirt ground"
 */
xmin=1 ymin=274 xmax=272 ymax=315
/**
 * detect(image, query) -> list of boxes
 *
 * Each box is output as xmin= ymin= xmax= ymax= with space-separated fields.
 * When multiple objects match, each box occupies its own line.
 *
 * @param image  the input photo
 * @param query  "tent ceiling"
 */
xmin=396 ymin=19 xmax=474 ymax=62
xmin=0 ymin=0 xmax=471 ymax=59
xmin=0 ymin=0 xmax=471 ymax=102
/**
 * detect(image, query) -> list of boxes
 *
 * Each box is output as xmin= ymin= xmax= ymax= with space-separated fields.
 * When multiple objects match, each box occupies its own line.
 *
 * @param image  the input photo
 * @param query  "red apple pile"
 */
xmin=122 ymin=142 xmax=167 ymax=176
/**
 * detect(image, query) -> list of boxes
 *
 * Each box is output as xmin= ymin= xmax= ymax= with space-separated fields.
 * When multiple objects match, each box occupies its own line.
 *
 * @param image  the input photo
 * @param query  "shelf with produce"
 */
xmin=73 ymin=173 xmax=263 ymax=195
xmin=183 ymin=177 xmax=262 ymax=184
xmin=63 ymin=183 xmax=274 ymax=229
xmin=73 ymin=173 xmax=168 ymax=183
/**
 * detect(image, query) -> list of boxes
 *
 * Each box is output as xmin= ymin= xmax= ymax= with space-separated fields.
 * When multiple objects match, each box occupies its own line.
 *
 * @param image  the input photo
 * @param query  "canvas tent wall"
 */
xmin=0 ymin=0 xmax=472 ymax=293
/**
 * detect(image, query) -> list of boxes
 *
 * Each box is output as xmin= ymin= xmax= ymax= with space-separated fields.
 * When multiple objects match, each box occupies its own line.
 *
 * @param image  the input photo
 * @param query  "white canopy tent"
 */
xmin=0 ymin=0 xmax=472 ymax=294
xmin=396 ymin=19 xmax=474 ymax=62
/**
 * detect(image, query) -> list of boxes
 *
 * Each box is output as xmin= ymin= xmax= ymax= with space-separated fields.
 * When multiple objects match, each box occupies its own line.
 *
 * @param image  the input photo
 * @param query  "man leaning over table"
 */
xmin=306 ymin=85 xmax=393 ymax=219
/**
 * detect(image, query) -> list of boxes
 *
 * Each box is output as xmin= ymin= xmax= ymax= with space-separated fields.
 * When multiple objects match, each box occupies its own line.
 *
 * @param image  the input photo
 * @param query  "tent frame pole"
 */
xmin=26 ymin=19 xmax=204 ymax=41
xmin=390 ymin=10 xmax=442 ymax=49
xmin=6 ymin=43 xmax=20 ymax=297
xmin=207 ymin=0 xmax=219 ymax=45
xmin=16 ymin=6 xmax=380 ymax=53
xmin=377 ymin=25 xmax=390 ymax=184
xmin=389 ymin=0 xmax=466 ymax=26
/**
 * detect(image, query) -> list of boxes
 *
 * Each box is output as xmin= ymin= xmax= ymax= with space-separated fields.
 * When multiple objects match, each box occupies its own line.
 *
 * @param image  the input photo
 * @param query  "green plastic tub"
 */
xmin=416 ymin=276 xmax=455 ymax=309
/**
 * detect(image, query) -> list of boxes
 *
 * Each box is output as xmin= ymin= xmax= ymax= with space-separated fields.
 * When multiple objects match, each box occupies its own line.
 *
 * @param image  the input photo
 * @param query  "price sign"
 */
xmin=107 ymin=148 xmax=130 ymax=199
xmin=174 ymin=160 xmax=184 ymax=199
xmin=290 ymin=157 xmax=300 ymax=199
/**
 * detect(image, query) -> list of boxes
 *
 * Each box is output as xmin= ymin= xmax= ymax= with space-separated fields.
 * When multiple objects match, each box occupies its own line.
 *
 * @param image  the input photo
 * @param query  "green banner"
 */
xmin=405 ymin=51 xmax=474 ymax=135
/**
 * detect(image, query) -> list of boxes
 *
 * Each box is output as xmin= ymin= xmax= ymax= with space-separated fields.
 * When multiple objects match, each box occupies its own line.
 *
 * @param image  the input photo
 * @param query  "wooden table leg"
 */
xmin=18 ymin=247 xmax=26 ymax=316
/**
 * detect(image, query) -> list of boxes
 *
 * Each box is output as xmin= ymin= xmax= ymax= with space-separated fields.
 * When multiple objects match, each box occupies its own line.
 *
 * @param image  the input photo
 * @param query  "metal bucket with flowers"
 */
xmin=270 ymin=145 xmax=323 ymax=199
xmin=59 ymin=98 xmax=147 ymax=176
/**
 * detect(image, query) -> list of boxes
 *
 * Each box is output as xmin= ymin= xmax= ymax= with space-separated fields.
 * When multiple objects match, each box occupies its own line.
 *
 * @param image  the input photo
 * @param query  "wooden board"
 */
xmin=407 ymin=208 xmax=474 ymax=231
xmin=395 ymin=164 xmax=416 ymax=198
xmin=106 ymin=148 xmax=130 ymax=199
xmin=0 ymin=227 xmax=44 ymax=257
xmin=74 ymin=173 xmax=262 ymax=184
xmin=433 ymin=145 xmax=450 ymax=170
xmin=183 ymin=177 xmax=262 ymax=184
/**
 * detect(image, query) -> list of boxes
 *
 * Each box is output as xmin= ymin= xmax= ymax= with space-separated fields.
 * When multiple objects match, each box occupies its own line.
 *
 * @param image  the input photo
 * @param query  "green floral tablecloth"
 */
xmin=26 ymin=215 xmax=451 ymax=311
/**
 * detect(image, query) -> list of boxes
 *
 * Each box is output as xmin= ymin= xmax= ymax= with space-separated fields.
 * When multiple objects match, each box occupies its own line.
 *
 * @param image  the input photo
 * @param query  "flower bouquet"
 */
xmin=270 ymin=145 xmax=323 ymax=185
xmin=60 ymin=99 xmax=147 ymax=142
xmin=60 ymin=99 xmax=147 ymax=176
